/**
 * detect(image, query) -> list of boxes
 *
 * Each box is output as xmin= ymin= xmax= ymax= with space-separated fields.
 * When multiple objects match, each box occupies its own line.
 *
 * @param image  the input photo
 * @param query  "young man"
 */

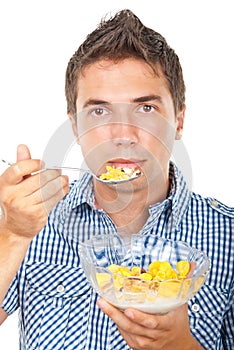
xmin=0 ymin=9 xmax=233 ymax=350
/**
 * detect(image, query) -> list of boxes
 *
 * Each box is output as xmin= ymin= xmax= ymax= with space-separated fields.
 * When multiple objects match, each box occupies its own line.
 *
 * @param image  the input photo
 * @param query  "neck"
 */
xmin=94 ymin=164 xmax=170 ymax=233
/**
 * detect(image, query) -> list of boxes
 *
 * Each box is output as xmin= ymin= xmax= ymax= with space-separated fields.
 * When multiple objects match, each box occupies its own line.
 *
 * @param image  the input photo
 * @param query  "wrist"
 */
xmin=0 ymin=223 xmax=31 ymax=305
xmin=0 ymin=224 xmax=32 ymax=247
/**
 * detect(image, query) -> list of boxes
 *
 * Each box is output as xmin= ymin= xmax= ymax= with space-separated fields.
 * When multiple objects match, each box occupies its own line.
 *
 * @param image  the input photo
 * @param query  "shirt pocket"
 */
xmin=22 ymin=261 xmax=91 ymax=350
xmin=188 ymin=284 xmax=229 ymax=350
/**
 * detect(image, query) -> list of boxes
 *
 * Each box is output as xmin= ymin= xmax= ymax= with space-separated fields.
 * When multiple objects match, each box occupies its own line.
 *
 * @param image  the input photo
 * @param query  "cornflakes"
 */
xmin=99 ymin=165 xmax=141 ymax=181
xmin=96 ymin=260 xmax=192 ymax=299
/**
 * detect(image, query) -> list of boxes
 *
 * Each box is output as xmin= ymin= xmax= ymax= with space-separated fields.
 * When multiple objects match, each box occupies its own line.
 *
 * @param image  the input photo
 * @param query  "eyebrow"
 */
xmin=83 ymin=99 xmax=110 ymax=109
xmin=131 ymin=94 xmax=163 ymax=104
xmin=82 ymin=94 xmax=163 ymax=109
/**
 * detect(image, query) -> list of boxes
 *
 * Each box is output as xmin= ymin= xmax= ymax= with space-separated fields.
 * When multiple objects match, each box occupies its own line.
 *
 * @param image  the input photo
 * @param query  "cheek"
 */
xmin=139 ymin=124 xmax=176 ymax=155
xmin=78 ymin=129 xmax=111 ymax=170
xmin=78 ymin=128 xmax=105 ymax=150
xmin=79 ymin=134 xmax=97 ymax=158
xmin=133 ymin=112 xmax=176 ymax=151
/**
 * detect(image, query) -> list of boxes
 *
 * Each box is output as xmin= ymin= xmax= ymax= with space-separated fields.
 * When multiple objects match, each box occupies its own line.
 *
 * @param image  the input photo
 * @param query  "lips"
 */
xmin=108 ymin=159 xmax=144 ymax=169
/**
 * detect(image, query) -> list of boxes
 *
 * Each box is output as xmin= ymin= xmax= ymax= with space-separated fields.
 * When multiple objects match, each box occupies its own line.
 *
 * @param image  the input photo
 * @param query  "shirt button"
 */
xmin=210 ymin=200 xmax=219 ymax=208
xmin=191 ymin=303 xmax=200 ymax=313
xmin=56 ymin=284 xmax=65 ymax=293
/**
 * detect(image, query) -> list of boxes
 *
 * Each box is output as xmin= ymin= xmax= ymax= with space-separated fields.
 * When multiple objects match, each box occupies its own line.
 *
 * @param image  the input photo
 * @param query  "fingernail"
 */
xmin=97 ymin=298 xmax=107 ymax=311
xmin=125 ymin=310 xmax=134 ymax=319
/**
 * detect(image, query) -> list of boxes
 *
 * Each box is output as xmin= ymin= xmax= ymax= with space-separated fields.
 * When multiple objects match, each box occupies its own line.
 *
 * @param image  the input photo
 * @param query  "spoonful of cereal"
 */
xmin=1 ymin=160 xmax=142 ymax=185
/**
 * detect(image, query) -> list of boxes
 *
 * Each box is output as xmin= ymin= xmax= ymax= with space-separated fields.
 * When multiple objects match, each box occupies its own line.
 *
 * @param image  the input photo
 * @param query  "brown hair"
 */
xmin=65 ymin=9 xmax=185 ymax=117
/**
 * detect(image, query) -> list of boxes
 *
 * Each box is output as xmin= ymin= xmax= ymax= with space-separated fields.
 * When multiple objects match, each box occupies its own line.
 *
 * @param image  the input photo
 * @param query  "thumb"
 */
xmin=17 ymin=144 xmax=32 ymax=162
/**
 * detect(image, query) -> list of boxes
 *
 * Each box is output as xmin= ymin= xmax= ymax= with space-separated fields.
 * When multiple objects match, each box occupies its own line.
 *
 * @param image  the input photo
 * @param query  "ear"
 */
xmin=68 ymin=112 xmax=80 ymax=144
xmin=175 ymin=104 xmax=186 ymax=140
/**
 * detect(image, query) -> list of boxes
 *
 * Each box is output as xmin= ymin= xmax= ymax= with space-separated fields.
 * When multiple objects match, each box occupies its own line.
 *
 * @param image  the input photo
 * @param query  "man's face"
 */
xmin=72 ymin=58 xmax=184 ymax=185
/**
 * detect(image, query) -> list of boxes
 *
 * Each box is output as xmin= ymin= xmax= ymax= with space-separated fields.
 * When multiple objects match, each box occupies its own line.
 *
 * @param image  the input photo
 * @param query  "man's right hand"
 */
xmin=0 ymin=144 xmax=69 ymax=240
xmin=0 ymin=144 xmax=69 ymax=312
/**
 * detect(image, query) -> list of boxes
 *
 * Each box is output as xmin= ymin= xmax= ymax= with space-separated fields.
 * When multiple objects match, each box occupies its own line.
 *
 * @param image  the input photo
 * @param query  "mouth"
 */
xmin=108 ymin=158 xmax=144 ymax=169
xmin=98 ymin=159 xmax=144 ymax=182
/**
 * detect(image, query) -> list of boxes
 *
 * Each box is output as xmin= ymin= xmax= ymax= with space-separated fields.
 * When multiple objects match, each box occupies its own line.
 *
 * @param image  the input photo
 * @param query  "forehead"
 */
xmin=78 ymin=58 xmax=166 ymax=90
xmin=76 ymin=58 xmax=171 ymax=105
xmin=80 ymin=58 xmax=159 ymax=78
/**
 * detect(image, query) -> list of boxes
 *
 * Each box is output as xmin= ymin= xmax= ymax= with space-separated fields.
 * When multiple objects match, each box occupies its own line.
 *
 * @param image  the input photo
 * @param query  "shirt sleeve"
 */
xmin=1 ymin=275 xmax=19 ymax=315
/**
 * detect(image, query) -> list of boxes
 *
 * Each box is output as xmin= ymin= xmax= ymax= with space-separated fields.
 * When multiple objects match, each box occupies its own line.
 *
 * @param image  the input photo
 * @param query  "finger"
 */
xmin=97 ymin=298 xmax=134 ymax=330
xmin=38 ymin=169 xmax=63 ymax=189
xmin=10 ymin=169 xmax=63 ymax=197
xmin=97 ymin=298 xmax=150 ymax=337
xmin=0 ymin=170 xmax=65 ymax=216
xmin=124 ymin=308 xmax=160 ymax=329
xmin=1 ymin=159 xmax=43 ymax=184
xmin=97 ymin=299 xmax=158 ymax=349
xmin=39 ymin=176 xmax=69 ymax=214
xmin=1 ymin=177 xmax=69 ymax=237
xmin=126 ymin=304 xmax=188 ymax=333
xmin=125 ymin=306 xmax=188 ymax=331
xmin=187 ymin=262 xmax=196 ymax=277
xmin=28 ymin=175 xmax=69 ymax=204
xmin=7 ymin=174 xmax=69 ymax=218
xmin=17 ymin=144 xmax=32 ymax=161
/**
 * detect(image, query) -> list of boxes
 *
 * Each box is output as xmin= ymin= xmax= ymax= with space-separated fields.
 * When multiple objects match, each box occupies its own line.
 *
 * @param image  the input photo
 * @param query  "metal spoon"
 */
xmin=1 ymin=159 xmax=142 ymax=185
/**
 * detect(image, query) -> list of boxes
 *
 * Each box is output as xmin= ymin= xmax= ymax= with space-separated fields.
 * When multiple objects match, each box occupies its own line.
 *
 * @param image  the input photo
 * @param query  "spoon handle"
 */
xmin=47 ymin=165 xmax=91 ymax=173
xmin=1 ymin=159 xmax=12 ymax=166
xmin=1 ymin=160 xmax=93 ymax=175
xmin=1 ymin=159 xmax=92 ymax=173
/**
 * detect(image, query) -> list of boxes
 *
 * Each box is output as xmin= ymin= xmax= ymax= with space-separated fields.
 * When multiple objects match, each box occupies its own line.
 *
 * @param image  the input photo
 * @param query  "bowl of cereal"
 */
xmin=79 ymin=234 xmax=210 ymax=314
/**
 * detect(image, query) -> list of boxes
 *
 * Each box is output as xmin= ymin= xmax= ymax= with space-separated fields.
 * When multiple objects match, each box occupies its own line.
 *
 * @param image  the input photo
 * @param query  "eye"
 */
xmin=91 ymin=107 xmax=106 ymax=117
xmin=138 ymin=104 xmax=156 ymax=113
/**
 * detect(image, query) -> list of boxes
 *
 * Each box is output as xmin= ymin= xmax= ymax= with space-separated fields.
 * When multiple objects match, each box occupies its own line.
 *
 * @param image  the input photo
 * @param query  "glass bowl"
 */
xmin=79 ymin=234 xmax=210 ymax=314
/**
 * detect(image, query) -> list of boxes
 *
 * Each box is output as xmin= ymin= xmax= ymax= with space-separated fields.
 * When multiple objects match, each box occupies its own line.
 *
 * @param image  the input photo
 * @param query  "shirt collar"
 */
xmin=169 ymin=162 xmax=191 ymax=225
xmin=148 ymin=162 xmax=191 ymax=227
xmin=66 ymin=162 xmax=191 ymax=225
xmin=66 ymin=173 xmax=95 ymax=210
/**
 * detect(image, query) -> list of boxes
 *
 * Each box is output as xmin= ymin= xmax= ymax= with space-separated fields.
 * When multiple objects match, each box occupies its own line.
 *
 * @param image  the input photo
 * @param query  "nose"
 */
xmin=111 ymin=123 xmax=138 ymax=147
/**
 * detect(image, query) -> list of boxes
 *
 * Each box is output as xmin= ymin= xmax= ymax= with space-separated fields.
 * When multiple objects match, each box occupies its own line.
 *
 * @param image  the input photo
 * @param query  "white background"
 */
xmin=0 ymin=0 xmax=233 ymax=347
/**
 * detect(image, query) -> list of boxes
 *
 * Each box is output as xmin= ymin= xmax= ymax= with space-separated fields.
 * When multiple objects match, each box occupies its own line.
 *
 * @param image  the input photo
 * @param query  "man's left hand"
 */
xmin=97 ymin=298 xmax=203 ymax=350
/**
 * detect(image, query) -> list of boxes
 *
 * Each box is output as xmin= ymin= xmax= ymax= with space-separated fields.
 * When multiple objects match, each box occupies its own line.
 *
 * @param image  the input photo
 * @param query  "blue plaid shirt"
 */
xmin=2 ymin=163 xmax=234 ymax=350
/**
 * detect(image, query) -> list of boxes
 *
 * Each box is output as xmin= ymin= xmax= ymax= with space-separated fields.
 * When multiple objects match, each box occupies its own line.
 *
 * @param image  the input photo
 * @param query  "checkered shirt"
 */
xmin=2 ymin=163 xmax=234 ymax=350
